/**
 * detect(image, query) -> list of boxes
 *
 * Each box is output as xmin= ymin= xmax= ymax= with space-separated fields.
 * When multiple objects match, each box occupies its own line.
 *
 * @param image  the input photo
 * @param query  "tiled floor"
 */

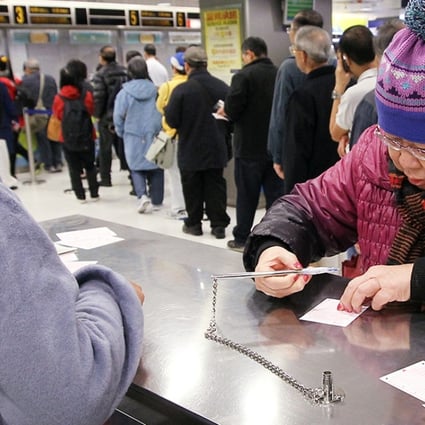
xmin=12 ymin=160 xmax=265 ymax=251
xmin=12 ymin=160 xmax=343 ymax=270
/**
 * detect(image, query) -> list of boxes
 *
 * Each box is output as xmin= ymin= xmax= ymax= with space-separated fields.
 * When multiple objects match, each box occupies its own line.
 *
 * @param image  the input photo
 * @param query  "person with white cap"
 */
xmin=244 ymin=0 xmax=425 ymax=314
xmin=156 ymin=52 xmax=188 ymax=220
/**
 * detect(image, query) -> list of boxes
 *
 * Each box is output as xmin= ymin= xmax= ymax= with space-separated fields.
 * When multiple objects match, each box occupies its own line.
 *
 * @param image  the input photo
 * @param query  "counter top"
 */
xmin=43 ymin=215 xmax=425 ymax=425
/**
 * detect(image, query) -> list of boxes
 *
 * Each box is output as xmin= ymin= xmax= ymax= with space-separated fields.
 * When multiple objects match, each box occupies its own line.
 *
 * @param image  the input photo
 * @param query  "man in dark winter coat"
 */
xmin=92 ymin=45 xmax=128 ymax=186
xmin=219 ymin=37 xmax=284 ymax=252
xmin=283 ymin=26 xmax=339 ymax=193
xmin=165 ymin=46 xmax=231 ymax=239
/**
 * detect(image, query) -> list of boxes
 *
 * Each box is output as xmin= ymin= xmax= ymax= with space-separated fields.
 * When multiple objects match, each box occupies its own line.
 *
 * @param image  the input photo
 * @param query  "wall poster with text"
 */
xmin=202 ymin=8 xmax=242 ymax=84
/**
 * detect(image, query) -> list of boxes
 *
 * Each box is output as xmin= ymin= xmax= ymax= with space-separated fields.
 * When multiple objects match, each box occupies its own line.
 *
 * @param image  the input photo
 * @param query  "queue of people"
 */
xmin=2 ymin=2 xmax=425 ymax=421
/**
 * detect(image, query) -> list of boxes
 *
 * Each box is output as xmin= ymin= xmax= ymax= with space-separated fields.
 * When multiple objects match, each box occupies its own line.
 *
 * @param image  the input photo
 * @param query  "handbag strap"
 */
xmin=36 ymin=73 xmax=45 ymax=108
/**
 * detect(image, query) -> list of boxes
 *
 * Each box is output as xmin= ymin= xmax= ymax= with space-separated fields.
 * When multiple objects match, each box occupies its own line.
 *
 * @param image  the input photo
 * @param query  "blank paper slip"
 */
xmin=58 ymin=251 xmax=98 ymax=273
xmin=59 ymin=252 xmax=79 ymax=263
xmin=380 ymin=361 xmax=425 ymax=402
xmin=64 ymin=260 xmax=98 ymax=273
xmin=56 ymin=227 xmax=124 ymax=249
xmin=54 ymin=242 xmax=78 ymax=255
xmin=300 ymin=298 xmax=368 ymax=327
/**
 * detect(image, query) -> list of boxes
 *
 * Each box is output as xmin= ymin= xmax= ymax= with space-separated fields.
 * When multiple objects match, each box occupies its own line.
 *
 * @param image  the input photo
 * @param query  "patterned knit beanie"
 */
xmin=376 ymin=0 xmax=425 ymax=143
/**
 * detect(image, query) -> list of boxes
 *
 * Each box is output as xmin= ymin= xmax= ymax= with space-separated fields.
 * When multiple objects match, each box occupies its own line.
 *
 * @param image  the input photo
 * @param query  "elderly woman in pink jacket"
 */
xmin=244 ymin=0 xmax=425 ymax=314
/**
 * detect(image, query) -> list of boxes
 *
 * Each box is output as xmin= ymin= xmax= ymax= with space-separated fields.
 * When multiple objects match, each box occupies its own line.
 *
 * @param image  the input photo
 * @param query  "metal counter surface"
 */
xmin=43 ymin=215 xmax=425 ymax=425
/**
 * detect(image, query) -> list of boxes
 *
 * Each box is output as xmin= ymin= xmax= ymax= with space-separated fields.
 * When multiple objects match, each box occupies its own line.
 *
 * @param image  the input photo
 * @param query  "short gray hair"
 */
xmin=294 ymin=26 xmax=332 ymax=64
xmin=24 ymin=58 xmax=40 ymax=71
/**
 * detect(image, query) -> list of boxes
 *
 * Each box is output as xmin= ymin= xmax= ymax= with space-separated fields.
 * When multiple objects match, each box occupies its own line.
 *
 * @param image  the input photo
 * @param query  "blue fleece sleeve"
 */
xmin=0 ymin=184 xmax=143 ymax=425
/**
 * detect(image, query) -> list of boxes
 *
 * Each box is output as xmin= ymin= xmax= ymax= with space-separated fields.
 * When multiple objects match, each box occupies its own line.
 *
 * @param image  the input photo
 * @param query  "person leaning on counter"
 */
xmin=0 ymin=181 xmax=144 ymax=425
xmin=243 ymin=0 xmax=425 ymax=315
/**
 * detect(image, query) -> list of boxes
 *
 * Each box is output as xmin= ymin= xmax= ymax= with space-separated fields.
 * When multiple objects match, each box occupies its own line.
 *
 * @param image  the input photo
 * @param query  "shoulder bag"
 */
xmin=145 ymin=130 xmax=176 ymax=169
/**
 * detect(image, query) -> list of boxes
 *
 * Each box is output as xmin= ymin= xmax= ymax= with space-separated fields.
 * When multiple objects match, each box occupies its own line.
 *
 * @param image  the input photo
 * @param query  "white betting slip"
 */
xmin=300 ymin=298 xmax=368 ymax=327
xmin=56 ymin=227 xmax=124 ymax=249
xmin=380 ymin=361 xmax=425 ymax=402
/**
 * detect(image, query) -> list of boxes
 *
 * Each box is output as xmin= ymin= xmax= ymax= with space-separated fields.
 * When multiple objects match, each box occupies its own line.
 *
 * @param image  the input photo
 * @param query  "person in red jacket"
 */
xmin=52 ymin=59 xmax=98 ymax=203
xmin=244 ymin=0 xmax=425 ymax=313
xmin=0 ymin=54 xmax=29 ymax=176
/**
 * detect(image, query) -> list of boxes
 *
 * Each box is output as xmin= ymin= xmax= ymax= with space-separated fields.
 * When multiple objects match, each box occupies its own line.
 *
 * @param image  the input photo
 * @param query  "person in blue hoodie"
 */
xmin=0 ymin=181 xmax=144 ymax=425
xmin=113 ymin=56 xmax=163 ymax=214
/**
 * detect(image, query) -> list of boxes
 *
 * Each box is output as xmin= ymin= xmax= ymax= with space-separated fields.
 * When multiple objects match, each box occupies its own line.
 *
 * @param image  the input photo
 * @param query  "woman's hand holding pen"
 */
xmin=255 ymin=246 xmax=312 ymax=298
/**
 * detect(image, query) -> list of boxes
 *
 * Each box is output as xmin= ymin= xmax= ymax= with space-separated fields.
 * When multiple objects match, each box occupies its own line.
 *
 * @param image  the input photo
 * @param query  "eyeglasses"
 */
xmin=374 ymin=126 xmax=425 ymax=161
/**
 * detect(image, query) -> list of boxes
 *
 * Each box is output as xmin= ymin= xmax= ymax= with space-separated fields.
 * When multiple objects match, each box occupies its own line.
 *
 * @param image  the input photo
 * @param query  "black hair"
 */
xmin=241 ymin=37 xmax=268 ymax=57
xmin=100 ymin=45 xmax=116 ymax=63
xmin=59 ymin=67 xmax=75 ymax=88
xmin=175 ymin=46 xmax=187 ymax=53
xmin=292 ymin=9 xmax=324 ymax=30
xmin=126 ymin=50 xmax=142 ymax=64
xmin=66 ymin=59 xmax=87 ymax=81
xmin=127 ymin=56 xmax=150 ymax=80
xmin=339 ymin=25 xmax=375 ymax=65
xmin=60 ymin=59 xmax=87 ymax=89
xmin=143 ymin=43 xmax=156 ymax=56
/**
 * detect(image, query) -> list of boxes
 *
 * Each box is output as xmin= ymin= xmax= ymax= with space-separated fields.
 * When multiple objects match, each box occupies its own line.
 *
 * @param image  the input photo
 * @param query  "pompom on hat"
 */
xmin=376 ymin=0 xmax=425 ymax=143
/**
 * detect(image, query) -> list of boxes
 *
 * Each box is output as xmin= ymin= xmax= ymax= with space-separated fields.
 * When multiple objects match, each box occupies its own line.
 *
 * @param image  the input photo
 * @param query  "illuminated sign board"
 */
xmin=141 ymin=11 xmax=173 ymax=18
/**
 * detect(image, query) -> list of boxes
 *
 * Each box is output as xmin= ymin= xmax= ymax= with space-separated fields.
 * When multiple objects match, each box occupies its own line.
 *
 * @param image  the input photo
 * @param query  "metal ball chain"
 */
xmin=205 ymin=277 xmax=344 ymax=405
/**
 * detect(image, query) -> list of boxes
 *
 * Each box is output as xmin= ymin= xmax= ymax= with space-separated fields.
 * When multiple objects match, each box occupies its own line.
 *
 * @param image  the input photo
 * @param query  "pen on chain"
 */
xmin=212 ymin=267 xmax=339 ymax=280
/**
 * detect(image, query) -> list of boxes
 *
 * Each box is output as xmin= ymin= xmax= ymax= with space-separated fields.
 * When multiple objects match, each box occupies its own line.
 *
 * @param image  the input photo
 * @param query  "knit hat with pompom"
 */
xmin=376 ymin=0 xmax=425 ymax=143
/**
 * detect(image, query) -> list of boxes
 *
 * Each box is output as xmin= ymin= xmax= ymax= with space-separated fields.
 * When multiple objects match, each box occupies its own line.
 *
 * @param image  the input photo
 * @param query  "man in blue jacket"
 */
xmin=21 ymin=58 xmax=60 ymax=172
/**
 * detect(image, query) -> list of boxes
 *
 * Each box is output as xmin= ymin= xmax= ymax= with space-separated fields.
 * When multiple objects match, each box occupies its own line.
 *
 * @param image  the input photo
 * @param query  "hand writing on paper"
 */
xmin=338 ymin=264 xmax=412 ymax=313
xmin=255 ymin=246 xmax=311 ymax=298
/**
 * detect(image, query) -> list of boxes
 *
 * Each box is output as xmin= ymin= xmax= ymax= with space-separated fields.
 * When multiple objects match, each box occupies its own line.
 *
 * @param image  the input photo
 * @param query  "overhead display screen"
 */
xmin=3 ymin=3 xmax=200 ymax=28
xmin=14 ymin=4 xmax=71 ymax=25
xmin=0 ymin=5 xmax=10 ymax=23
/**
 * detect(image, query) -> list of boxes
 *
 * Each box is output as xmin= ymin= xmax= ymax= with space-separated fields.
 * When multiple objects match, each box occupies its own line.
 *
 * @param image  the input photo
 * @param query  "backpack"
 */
xmin=59 ymin=90 xmax=93 ymax=152
xmin=14 ymin=84 xmax=35 ymax=115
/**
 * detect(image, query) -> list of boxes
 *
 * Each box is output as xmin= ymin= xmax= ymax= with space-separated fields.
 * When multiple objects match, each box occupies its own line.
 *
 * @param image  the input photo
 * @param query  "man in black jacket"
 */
xmin=283 ymin=26 xmax=339 ymax=193
xmin=220 ymin=37 xmax=284 ymax=252
xmin=92 ymin=46 xmax=128 ymax=186
xmin=165 ymin=46 xmax=230 ymax=239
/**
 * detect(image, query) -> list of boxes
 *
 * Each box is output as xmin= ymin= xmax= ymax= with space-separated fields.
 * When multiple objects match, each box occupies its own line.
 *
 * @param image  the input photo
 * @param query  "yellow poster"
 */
xmin=202 ymin=8 xmax=242 ymax=84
